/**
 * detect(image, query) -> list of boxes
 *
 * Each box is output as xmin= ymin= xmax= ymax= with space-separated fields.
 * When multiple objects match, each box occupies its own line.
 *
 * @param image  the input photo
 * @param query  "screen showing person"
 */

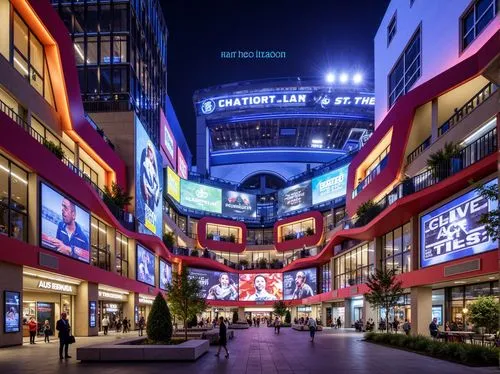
xmin=40 ymin=183 xmax=90 ymax=263
xmin=159 ymin=259 xmax=172 ymax=290
xmin=4 ymin=291 xmax=20 ymax=333
xmin=136 ymin=245 xmax=155 ymax=286
xmin=188 ymin=268 xmax=239 ymax=300
xmin=283 ymin=268 xmax=317 ymax=300
xmin=239 ymin=273 xmax=283 ymax=301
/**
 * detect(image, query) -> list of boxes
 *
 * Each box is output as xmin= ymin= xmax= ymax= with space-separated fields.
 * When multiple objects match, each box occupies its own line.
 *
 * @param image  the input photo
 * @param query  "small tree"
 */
xmin=364 ymin=268 xmax=404 ymax=333
xmin=166 ymin=266 xmax=207 ymax=341
xmin=284 ymin=310 xmax=291 ymax=324
xmin=232 ymin=310 xmax=239 ymax=323
xmin=355 ymin=200 xmax=383 ymax=226
xmin=146 ymin=292 xmax=173 ymax=343
xmin=103 ymin=181 xmax=132 ymax=209
xmin=468 ymin=296 xmax=499 ymax=333
xmin=163 ymin=231 xmax=175 ymax=249
xmin=43 ymin=139 xmax=65 ymax=160
xmin=273 ymin=300 xmax=288 ymax=319
xmin=477 ymin=184 xmax=499 ymax=242
xmin=426 ymin=142 xmax=462 ymax=179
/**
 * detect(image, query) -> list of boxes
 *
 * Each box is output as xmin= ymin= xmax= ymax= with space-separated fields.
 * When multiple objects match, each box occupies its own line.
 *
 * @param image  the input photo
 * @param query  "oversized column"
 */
xmin=410 ymin=286 xmax=432 ymax=336
xmin=125 ymin=292 xmax=139 ymax=331
xmin=0 ymin=262 xmax=22 ymax=347
xmin=237 ymin=307 xmax=245 ymax=322
xmin=363 ymin=299 xmax=378 ymax=324
xmin=75 ymin=282 xmax=99 ymax=336
xmin=321 ymin=303 xmax=329 ymax=326
xmin=344 ymin=298 xmax=352 ymax=328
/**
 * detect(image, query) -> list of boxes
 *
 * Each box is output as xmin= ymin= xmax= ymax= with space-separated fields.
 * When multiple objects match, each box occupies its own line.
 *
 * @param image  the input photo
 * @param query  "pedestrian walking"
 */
xmin=28 ymin=317 xmax=37 ymax=344
xmin=43 ymin=320 xmax=51 ymax=343
xmin=215 ymin=316 xmax=229 ymax=358
xmin=403 ymin=319 xmax=411 ymax=336
xmin=138 ymin=315 xmax=146 ymax=336
xmin=116 ymin=318 xmax=122 ymax=333
xmin=101 ymin=315 xmax=109 ymax=335
xmin=336 ymin=317 xmax=341 ymax=329
xmin=122 ymin=317 xmax=129 ymax=333
xmin=274 ymin=316 xmax=281 ymax=335
xmin=56 ymin=312 xmax=72 ymax=360
xmin=307 ymin=317 xmax=317 ymax=342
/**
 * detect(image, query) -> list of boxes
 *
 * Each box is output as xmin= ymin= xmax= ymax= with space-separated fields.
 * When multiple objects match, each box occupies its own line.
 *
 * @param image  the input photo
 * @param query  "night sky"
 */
xmin=161 ymin=0 xmax=390 ymax=160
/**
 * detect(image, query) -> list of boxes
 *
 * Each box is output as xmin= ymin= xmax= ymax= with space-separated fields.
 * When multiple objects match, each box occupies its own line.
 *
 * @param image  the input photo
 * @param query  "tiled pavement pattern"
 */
xmin=0 ymin=327 xmax=497 ymax=373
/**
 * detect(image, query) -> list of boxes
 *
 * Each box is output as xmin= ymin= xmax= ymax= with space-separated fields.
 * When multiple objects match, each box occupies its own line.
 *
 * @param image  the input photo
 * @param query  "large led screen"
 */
xmin=167 ymin=167 xmax=181 ymax=203
xmin=159 ymin=259 xmax=173 ymax=291
xmin=222 ymin=190 xmax=257 ymax=218
xmin=420 ymin=179 xmax=498 ymax=268
xmin=181 ymin=179 xmax=222 ymax=214
xmin=312 ymin=165 xmax=349 ymax=205
xmin=188 ymin=268 xmax=239 ymax=300
xmin=239 ymin=273 xmax=282 ymax=301
xmin=136 ymin=118 xmax=163 ymax=237
xmin=136 ymin=245 xmax=156 ymax=286
xmin=277 ymin=180 xmax=312 ymax=215
xmin=283 ymin=268 xmax=317 ymax=300
xmin=40 ymin=183 xmax=90 ymax=263
xmin=4 ymin=291 xmax=20 ymax=333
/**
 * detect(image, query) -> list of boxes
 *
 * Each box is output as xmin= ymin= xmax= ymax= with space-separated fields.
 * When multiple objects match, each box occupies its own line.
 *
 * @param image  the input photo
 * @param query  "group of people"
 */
xmin=101 ymin=316 xmax=139 ymax=334
xmin=28 ymin=313 xmax=73 ymax=359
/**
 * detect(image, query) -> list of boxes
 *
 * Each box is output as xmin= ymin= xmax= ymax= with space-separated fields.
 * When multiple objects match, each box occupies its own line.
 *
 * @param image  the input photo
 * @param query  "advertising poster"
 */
xmin=167 ymin=167 xmax=181 ymax=203
xmin=135 ymin=118 xmax=164 ymax=238
xmin=160 ymin=108 xmax=176 ymax=168
xmin=277 ymin=180 xmax=312 ymax=215
xmin=177 ymin=147 xmax=188 ymax=179
xmin=222 ymin=190 xmax=257 ymax=218
xmin=40 ymin=183 xmax=90 ymax=263
xmin=312 ymin=164 xmax=349 ymax=205
xmin=180 ymin=179 xmax=222 ymax=214
xmin=36 ymin=302 xmax=53 ymax=334
xmin=283 ymin=268 xmax=317 ymax=300
xmin=239 ymin=273 xmax=283 ymax=301
xmin=136 ymin=245 xmax=156 ymax=286
xmin=159 ymin=259 xmax=173 ymax=291
xmin=4 ymin=291 xmax=20 ymax=333
xmin=420 ymin=179 xmax=498 ymax=268
xmin=432 ymin=306 xmax=443 ymax=326
xmin=89 ymin=301 xmax=96 ymax=328
xmin=188 ymin=268 xmax=239 ymax=301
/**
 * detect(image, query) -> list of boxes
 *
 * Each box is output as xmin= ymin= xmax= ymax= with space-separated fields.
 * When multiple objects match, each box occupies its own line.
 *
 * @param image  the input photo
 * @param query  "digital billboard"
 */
xmin=420 ymin=179 xmax=498 ymax=268
xmin=312 ymin=164 xmax=349 ymax=205
xmin=283 ymin=268 xmax=317 ymax=300
xmin=188 ymin=268 xmax=238 ymax=301
xmin=222 ymin=190 xmax=257 ymax=218
xmin=4 ymin=291 xmax=20 ymax=333
xmin=159 ymin=259 xmax=172 ymax=291
xmin=239 ymin=273 xmax=282 ymax=301
xmin=180 ymin=179 xmax=222 ymax=214
xmin=89 ymin=301 xmax=96 ymax=328
xmin=160 ymin=108 xmax=176 ymax=168
xmin=40 ymin=183 xmax=90 ymax=263
xmin=277 ymin=180 xmax=312 ymax=215
xmin=135 ymin=117 xmax=163 ymax=237
xmin=177 ymin=147 xmax=188 ymax=179
xmin=167 ymin=167 xmax=180 ymax=203
xmin=136 ymin=245 xmax=155 ymax=286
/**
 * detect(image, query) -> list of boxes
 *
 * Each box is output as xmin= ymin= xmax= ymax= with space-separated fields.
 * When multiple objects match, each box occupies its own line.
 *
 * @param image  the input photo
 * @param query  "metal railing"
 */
xmin=407 ymin=135 xmax=431 ymax=164
xmin=352 ymin=154 xmax=389 ymax=198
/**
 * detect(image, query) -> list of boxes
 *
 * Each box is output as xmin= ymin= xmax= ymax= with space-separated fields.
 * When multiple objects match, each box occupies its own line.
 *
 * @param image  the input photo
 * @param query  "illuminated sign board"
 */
xmin=222 ymin=190 xmax=257 ymax=218
xmin=98 ymin=291 xmax=125 ymax=300
xmin=197 ymin=90 xmax=375 ymax=115
xmin=37 ymin=281 xmax=73 ymax=293
xmin=278 ymin=180 xmax=312 ymax=215
xmin=167 ymin=167 xmax=181 ymax=203
xmin=420 ymin=179 xmax=497 ymax=268
xmin=180 ymin=179 xmax=222 ymax=214
xmin=312 ymin=164 xmax=349 ymax=205
xmin=177 ymin=147 xmax=188 ymax=179
xmin=160 ymin=109 xmax=176 ymax=168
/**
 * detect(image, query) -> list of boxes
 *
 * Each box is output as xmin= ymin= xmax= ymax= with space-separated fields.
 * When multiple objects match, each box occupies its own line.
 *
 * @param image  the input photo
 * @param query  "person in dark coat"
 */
xmin=214 ymin=316 xmax=229 ymax=358
xmin=56 ymin=312 xmax=71 ymax=359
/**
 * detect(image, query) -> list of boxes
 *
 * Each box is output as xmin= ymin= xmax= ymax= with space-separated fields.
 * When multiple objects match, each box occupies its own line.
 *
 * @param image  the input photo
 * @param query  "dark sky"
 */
xmin=161 ymin=0 xmax=390 ymax=160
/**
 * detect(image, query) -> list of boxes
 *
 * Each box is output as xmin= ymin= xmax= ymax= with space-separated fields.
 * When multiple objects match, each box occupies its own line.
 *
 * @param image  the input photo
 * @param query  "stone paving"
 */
xmin=0 ymin=327 xmax=497 ymax=373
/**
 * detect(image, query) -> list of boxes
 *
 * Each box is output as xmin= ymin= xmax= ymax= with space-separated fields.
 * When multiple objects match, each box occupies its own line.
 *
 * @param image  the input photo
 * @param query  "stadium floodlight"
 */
xmin=353 ymin=73 xmax=363 ymax=84
xmin=311 ymin=139 xmax=323 ymax=148
xmin=325 ymin=72 xmax=335 ymax=83
xmin=339 ymin=73 xmax=349 ymax=83
xmin=234 ymin=141 xmax=239 ymax=147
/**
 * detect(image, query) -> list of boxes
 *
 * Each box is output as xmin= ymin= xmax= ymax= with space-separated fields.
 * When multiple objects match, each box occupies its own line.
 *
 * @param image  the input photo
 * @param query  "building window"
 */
xmin=387 ymin=13 xmax=397 ymax=46
xmin=334 ymin=242 xmax=374 ymax=289
xmin=388 ymin=27 xmax=421 ymax=108
xmin=321 ymin=262 xmax=331 ymax=293
xmin=462 ymin=0 xmax=497 ymax=50
xmin=0 ymin=155 xmax=28 ymax=242
xmin=31 ymin=117 xmax=75 ymax=162
xmin=91 ymin=217 xmax=110 ymax=271
xmin=11 ymin=12 xmax=56 ymax=107
xmin=206 ymin=223 xmax=240 ymax=243
xmin=382 ymin=223 xmax=412 ymax=274
xmin=280 ymin=218 xmax=315 ymax=241
xmin=115 ymin=232 xmax=129 ymax=277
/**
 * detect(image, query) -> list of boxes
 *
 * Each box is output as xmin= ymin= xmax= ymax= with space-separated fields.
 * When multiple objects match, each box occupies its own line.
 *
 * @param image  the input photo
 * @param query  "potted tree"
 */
xmin=468 ymin=296 xmax=499 ymax=334
xmin=190 ymin=249 xmax=199 ymax=257
xmin=355 ymin=200 xmax=382 ymax=227
xmin=43 ymin=139 xmax=65 ymax=160
xmin=103 ymin=182 xmax=132 ymax=209
xmin=229 ymin=233 xmax=236 ymax=243
xmin=426 ymin=142 xmax=462 ymax=180
xmin=305 ymin=227 xmax=315 ymax=236
xmin=258 ymin=257 xmax=268 ymax=269
xmin=239 ymin=259 xmax=249 ymax=269
xmin=207 ymin=232 xmax=214 ymax=240
xmin=162 ymin=231 xmax=175 ymax=249
xmin=146 ymin=293 xmax=173 ymax=344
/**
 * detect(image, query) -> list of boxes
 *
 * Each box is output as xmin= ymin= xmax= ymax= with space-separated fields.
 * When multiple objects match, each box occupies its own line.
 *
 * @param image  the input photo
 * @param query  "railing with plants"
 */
xmin=352 ymin=153 xmax=389 ymax=198
xmin=282 ymin=227 xmax=315 ymax=242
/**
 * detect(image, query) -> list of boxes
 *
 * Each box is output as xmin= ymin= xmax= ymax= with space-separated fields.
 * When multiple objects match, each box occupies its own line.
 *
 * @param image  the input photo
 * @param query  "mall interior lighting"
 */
xmin=353 ymin=73 xmax=363 ymax=84
xmin=339 ymin=73 xmax=349 ymax=83
xmin=325 ymin=72 xmax=335 ymax=83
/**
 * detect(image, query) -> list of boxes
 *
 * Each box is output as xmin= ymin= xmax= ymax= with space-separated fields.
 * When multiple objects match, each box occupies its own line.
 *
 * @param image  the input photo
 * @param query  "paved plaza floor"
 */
xmin=0 ymin=327 xmax=497 ymax=373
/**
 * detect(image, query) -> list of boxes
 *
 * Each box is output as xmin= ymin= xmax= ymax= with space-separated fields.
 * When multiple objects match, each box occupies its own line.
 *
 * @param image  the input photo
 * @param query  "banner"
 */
xmin=222 ymin=190 xmax=257 ymax=218
xmin=4 ymin=291 xmax=20 ymax=333
xmin=136 ymin=245 xmax=156 ymax=286
xmin=420 ymin=179 xmax=497 ymax=268
xmin=167 ymin=167 xmax=180 ymax=203
xmin=181 ymin=179 xmax=222 ymax=213
xmin=188 ymin=268 xmax=238 ymax=300
xmin=239 ymin=273 xmax=282 ymax=301
xmin=312 ymin=164 xmax=349 ymax=205
xmin=159 ymin=259 xmax=172 ymax=291
xmin=283 ymin=268 xmax=317 ymax=300
xmin=278 ymin=180 xmax=312 ymax=215
xmin=160 ymin=108 xmax=176 ymax=168
xmin=177 ymin=147 xmax=188 ymax=179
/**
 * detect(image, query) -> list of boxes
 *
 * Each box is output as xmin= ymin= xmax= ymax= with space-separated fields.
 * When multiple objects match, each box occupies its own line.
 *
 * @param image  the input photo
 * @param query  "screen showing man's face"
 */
xmin=295 ymin=274 xmax=305 ymax=287
xmin=254 ymin=276 xmax=266 ymax=291
xmin=61 ymin=199 xmax=75 ymax=224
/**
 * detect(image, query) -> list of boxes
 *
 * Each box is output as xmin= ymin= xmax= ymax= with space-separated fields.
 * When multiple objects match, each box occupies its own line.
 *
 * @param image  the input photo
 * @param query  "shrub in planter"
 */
xmin=207 ymin=233 xmax=214 ymax=240
xmin=190 ymin=249 xmax=199 ymax=257
xmin=427 ymin=142 xmax=462 ymax=179
xmin=258 ymin=258 xmax=268 ymax=269
xmin=284 ymin=310 xmax=291 ymax=324
xmin=43 ymin=139 xmax=65 ymax=160
xmin=229 ymin=233 xmax=236 ymax=243
xmin=103 ymin=181 xmax=132 ymax=209
xmin=146 ymin=293 xmax=173 ymax=343
xmin=305 ymin=227 xmax=315 ymax=236
xmin=162 ymin=231 xmax=175 ymax=249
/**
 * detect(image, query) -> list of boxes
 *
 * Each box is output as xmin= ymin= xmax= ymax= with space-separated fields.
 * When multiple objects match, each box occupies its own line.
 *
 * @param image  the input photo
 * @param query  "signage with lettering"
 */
xmin=160 ymin=109 xmax=176 ymax=168
xmin=139 ymin=297 xmax=154 ymax=305
xmin=197 ymin=90 xmax=375 ymax=115
xmin=312 ymin=164 xmax=349 ymax=205
xmin=177 ymin=147 xmax=188 ymax=179
xmin=98 ymin=290 xmax=126 ymax=300
xmin=278 ymin=180 xmax=312 ymax=215
xmin=420 ymin=179 xmax=497 ymax=268
xmin=37 ymin=280 xmax=73 ymax=293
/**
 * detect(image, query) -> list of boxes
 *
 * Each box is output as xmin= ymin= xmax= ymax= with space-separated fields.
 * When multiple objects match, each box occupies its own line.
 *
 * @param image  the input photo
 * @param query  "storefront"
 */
xmin=22 ymin=271 xmax=78 ymax=340
xmin=97 ymin=287 xmax=129 ymax=331
xmin=137 ymin=294 xmax=155 ymax=324
xmin=330 ymin=301 xmax=345 ymax=326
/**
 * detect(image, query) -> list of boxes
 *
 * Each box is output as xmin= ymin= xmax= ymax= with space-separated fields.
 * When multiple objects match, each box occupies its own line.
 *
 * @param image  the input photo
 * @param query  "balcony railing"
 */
xmin=343 ymin=127 xmax=497 ymax=229
xmin=407 ymin=135 xmax=431 ymax=164
xmin=352 ymin=154 xmax=389 ymax=198
xmin=0 ymin=98 xmax=135 ymax=232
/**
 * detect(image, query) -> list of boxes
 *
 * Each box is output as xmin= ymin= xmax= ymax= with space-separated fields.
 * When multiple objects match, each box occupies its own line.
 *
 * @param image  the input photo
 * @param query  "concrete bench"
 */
xmin=202 ymin=329 xmax=234 ymax=345
xmin=292 ymin=324 xmax=324 ymax=331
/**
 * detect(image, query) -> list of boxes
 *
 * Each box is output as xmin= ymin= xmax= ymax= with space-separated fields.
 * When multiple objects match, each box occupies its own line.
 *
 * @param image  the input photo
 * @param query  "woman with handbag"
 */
xmin=56 ymin=312 xmax=73 ymax=359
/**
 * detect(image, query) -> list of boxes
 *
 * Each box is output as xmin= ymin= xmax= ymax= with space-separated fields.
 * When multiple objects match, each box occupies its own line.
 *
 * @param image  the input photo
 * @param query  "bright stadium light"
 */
xmin=339 ymin=73 xmax=349 ymax=83
xmin=234 ymin=141 xmax=239 ymax=147
xmin=311 ymin=139 xmax=323 ymax=148
xmin=353 ymin=73 xmax=363 ymax=84
xmin=325 ymin=72 xmax=335 ymax=83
